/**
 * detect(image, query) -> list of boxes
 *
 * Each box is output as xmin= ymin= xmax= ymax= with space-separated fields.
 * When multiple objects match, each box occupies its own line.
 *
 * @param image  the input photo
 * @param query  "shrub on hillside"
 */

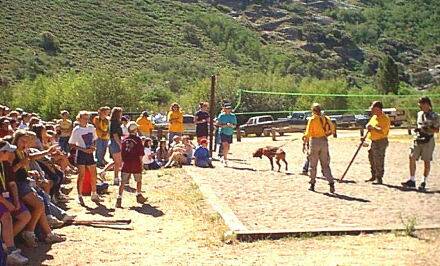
xmin=39 ymin=31 xmax=60 ymax=53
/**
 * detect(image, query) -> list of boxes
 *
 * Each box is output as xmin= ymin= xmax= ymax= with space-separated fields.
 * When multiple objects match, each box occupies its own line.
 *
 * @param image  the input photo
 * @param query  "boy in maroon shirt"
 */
xmin=116 ymin=122 xmax=147 ymax=208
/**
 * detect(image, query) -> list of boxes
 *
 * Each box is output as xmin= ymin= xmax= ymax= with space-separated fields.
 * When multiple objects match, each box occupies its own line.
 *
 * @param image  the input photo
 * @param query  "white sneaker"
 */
xmin=223 ymin=160 xmax=228 ymax=167
xmin=7 ymin=250 xmax=29 ymax=265
xmin=91 ymin=194 xmax=102 ymax=203
xmin=62 ymin=214 xmax=76 ymax=223
xmin=21 ymin=231 xmax=37 ymax=248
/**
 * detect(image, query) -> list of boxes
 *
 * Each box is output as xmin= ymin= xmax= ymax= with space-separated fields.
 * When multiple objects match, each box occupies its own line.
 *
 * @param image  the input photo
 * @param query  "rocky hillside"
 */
xmin=1 ymin=0 xmax=439 ymax=89
xmin=207 ymin=0 xmax=440 ymax=89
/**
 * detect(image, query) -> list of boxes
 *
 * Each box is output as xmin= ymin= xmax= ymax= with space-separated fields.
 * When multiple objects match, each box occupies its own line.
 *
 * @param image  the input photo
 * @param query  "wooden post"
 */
xmin=360 ymin=128 xmax=364 ymax=137
xmin=407 ymin=125 xmax=412 ymax=135
xmin=158 ymin=128 xmax=163 ymax=140
xmin=209 ymin=75 xmax=216 ymax=156
xmin=236 ymin=124 xmax=241 ymax=142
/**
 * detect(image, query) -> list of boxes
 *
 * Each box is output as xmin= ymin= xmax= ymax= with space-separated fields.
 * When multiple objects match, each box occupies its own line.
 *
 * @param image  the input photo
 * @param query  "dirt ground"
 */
xmin=22 ymin=129 xmax=440 ymax=265
xmin=189 ymin=129 xmax=440 ymax=231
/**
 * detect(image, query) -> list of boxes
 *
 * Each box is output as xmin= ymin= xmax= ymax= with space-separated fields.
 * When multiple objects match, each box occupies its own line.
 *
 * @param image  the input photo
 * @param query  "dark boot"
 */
xmin=329 ymin=183 xmax=335 ymax=193
xmin=308 ymin=183 xmax=315 ymax=192
xmin=365 ymin=177 xmax=376 ymax=182
xmin=373 ymin=177 xmax=383 ymax=185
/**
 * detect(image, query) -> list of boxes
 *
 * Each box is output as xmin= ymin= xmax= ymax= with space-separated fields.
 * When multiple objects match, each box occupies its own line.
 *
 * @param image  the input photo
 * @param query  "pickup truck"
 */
xmin=240 ymin=112 xmax=313 ymax=137
xmin=240 ymin=115 xmax=290 ymax=137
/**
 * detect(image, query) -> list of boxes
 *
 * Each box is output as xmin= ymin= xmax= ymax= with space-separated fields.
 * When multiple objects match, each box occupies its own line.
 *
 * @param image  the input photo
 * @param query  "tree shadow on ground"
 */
xmin=381 ymin=183 xmax=440 ymax=194
xmin=129 ymin=204 xmax=164 ymax=217
xmin=84 ymin=202 xmax=115 ymax=217
xmin=320 ymin=192 xmax=371 ymax=203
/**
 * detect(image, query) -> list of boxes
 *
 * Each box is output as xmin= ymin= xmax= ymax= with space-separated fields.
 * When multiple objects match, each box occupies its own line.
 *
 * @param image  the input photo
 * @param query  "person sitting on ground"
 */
xmin=194 ymin=139 xmax=214 ymax=168
xmin=169 ymin=135 xmax=181 ymax=150
xmin=142 ymin=137 xmax=161 ymax=170
xmin=182 ymin=135 xmax=194 ymax=165
xmin=57 ymin=110 xmax=72 ymax=154
xmin=12 ymin=130 xmax=66 ymax=247
xmin=0 ymin=117 xmax=13 ymax=138
xmin=164 ymin=140 xmax=187 ymax=168
xmin=116 ymin=122 xmax=147 ymax=208
xmin=155 ymin=140 xmax=169 ymax=167
xmin=0 ymin=140 xmax=30 ymax=264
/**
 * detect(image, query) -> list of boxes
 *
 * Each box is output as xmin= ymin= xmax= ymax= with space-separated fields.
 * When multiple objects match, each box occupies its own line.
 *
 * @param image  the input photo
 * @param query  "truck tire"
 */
xmin=279 ymin=132 xmax=285 ymax=136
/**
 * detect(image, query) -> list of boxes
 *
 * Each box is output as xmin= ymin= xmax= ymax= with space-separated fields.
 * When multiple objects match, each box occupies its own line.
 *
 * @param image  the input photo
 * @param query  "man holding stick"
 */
xmin=401 ymin=96 xmax=439 ymax=191
xmin=303 ymin=103 xmax=335 ymax=193
xmin=365 ymin=101 xmax=390 ymax=185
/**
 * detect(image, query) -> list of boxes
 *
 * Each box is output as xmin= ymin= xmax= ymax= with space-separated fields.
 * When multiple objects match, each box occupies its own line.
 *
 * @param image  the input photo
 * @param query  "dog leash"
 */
xmin=277 ymin=138 xmax=299 ymax=149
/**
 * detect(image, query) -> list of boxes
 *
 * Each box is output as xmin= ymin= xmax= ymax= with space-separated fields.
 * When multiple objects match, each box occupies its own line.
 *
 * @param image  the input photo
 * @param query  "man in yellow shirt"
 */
xmin=167 ymin=103 xmax=184 ymax=145
xmin=365 ymin=101 xmax=390 ymax=184
xmin=303 ymin=103 xmax=336 ymax=193
xmin=136 ymin=111 xmax=154 ymax=137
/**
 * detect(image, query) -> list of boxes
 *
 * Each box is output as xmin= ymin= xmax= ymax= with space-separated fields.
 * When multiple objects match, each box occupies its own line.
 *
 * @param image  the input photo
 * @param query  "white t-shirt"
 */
xmin=68 ymin=124 xmax=97 ymax=149
xmin=121 ymin=124 xmax=129 ymax=138
xmin=142 ymin=147 xmax=153 ymax=164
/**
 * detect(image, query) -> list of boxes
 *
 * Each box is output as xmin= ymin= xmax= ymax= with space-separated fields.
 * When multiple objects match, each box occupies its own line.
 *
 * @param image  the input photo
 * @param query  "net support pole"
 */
xmin=209 ymin=75 xmax=216 ymax=156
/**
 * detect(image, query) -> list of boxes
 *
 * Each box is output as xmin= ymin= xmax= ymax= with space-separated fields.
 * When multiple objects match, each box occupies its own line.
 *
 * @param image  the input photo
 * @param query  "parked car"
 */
xmin=240 ymin=115 xmax=290 ymax=137
xmin=330 ymin=114 xmax=357 ymax=128
xmin=354 ymin=114 xmax=369 ymax=127
xmin=154 ymin=114 xmax=196 ymax=137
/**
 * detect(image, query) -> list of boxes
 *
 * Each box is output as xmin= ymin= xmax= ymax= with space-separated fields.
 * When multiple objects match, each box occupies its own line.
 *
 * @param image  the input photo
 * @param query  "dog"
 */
xmin=253 ymin=146 xmax=288 ymax=172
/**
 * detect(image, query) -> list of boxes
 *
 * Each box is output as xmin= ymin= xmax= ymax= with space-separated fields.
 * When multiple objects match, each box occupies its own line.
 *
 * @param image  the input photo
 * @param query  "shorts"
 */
xmin=220 ymin=133 xmax=233 ymax=144
xmin=143 ymin=161 xmax=161 ymax=170
xmin=109 ymin=139 xmax=121 ymax=154
xmin=410 ymin=137 xmax=435 ymax=161
xmin=121 ymin=172 xmax=142 ymax=183
xmin=16 ymin=181 xmax=33 ymax=198
xmin=75 ymin=150 xmax=96 ymax=166
xmin=0 ymin=196 xmax=29 ymax=217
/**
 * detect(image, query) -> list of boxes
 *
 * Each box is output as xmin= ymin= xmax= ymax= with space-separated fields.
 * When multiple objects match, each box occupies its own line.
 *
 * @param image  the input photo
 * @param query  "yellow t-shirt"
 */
xmin=136 ymin=117 xmax=154 ymax=134
xmin=304 ymin=114 xmax=335 ymax=139
xmin=58 ymin=119 xmax=72 ymax=137
xmin=167 ymin=111 xmax=184 ymax=133
xmin=93 ymin=116 xmax=110 ymax=140
xmin=367 ymin=114 xmax=390 ymax=141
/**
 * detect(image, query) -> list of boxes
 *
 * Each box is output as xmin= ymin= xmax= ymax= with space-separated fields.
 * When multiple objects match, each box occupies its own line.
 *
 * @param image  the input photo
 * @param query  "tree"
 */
xmin=376 ymin=55 xmax=399 ymax=94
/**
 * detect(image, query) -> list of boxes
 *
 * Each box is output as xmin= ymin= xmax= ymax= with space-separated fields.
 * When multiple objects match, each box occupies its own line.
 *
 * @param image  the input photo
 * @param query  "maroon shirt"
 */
xmin=121 ymin=135 xmax=144 ymax=174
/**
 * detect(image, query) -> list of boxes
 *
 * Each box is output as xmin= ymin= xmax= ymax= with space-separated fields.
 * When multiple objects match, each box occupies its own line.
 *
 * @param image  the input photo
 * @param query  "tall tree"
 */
xmin=376 ymin=55 xmax=399 ymax=94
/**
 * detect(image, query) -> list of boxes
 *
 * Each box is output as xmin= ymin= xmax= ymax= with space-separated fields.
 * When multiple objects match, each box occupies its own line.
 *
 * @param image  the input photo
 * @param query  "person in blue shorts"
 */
xmin=215 ymin=103 xmax=237 ymax=167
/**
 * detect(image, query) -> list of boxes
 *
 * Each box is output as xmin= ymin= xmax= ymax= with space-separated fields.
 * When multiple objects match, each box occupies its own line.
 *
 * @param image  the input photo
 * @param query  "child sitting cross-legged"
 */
xmin=194 ymin=139 xmax=214 ymax=168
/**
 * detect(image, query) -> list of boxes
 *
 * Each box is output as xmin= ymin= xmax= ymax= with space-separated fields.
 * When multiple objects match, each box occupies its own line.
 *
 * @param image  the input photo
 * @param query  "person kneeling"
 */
xmin=194 ymin=139 xmax=213 ymax=168
xmin=116 ymin=122 xmax=147 ymax=208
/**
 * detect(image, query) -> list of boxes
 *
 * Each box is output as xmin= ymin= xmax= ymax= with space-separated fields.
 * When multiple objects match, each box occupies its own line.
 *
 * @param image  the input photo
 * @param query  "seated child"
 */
xmin=193 ymin=139 xmax=213 ymax=168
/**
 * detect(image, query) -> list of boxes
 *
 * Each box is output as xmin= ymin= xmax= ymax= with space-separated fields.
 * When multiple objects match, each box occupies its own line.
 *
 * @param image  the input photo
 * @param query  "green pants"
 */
xmin=368 ymin=138 xmax=389 ymax=179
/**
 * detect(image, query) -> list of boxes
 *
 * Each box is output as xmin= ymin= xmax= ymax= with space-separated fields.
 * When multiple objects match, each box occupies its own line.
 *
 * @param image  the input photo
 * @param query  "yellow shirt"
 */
xmin=304 ymin=114 xmax=335 ymax=139
xmin=93 ymin=116 xmax=110 ymax=140
xmin=367 ymin=113 xmax=390 ymax=141
xmin=58 ymin=119 xmax=72 ymax=137
xmin=136 ymin=117 xmax=154 ymax=134
xmin=168 ymin=110 xmax=184 ymax=133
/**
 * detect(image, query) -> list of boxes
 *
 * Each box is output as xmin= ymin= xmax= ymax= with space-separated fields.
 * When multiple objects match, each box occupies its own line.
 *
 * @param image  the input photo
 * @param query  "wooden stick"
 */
xmin=340 ymin=132 xmax=368 ymax=181
xmin=64 ymin=219 xmax=131 ymax=226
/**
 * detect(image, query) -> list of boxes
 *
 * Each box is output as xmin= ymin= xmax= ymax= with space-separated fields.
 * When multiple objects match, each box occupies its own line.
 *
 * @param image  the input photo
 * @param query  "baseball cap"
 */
xmin=0 ymin=141 xmax=17 ymax=152
xmin=127 ymin=121 xmax=138 ymax=132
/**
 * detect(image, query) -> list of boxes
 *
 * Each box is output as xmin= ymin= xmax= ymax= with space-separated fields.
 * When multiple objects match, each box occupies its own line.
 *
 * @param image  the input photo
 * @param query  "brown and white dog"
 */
xmin=253 ymin=146 xmax=288 ymax=172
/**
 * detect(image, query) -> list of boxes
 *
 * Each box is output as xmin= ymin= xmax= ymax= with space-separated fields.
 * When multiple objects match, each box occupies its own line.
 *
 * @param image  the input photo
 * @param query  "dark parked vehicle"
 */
xmin=240 ymin=115 xmax=291 ymax=137
xmin=355 ymin=114 xmax=369 ymax=127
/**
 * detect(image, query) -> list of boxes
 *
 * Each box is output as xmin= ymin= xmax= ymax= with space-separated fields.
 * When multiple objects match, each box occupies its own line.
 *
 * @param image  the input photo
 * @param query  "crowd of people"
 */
xmin=0 ymin=100 xmax=237 ymax=265
xmin=0 ymin=95 xmax=436 ymax=265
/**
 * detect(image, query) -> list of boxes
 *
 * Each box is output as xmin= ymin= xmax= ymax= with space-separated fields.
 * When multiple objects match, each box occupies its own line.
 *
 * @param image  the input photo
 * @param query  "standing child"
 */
xmin=194 ymin=102 xmax=210 ymax=144
xmin=216 ymin=103 xmax=237 ymax=167
xmin=69 ymin=111 xmax=101 ymax=205
xmin=116 ymin=122 xmax=147 ymax=208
